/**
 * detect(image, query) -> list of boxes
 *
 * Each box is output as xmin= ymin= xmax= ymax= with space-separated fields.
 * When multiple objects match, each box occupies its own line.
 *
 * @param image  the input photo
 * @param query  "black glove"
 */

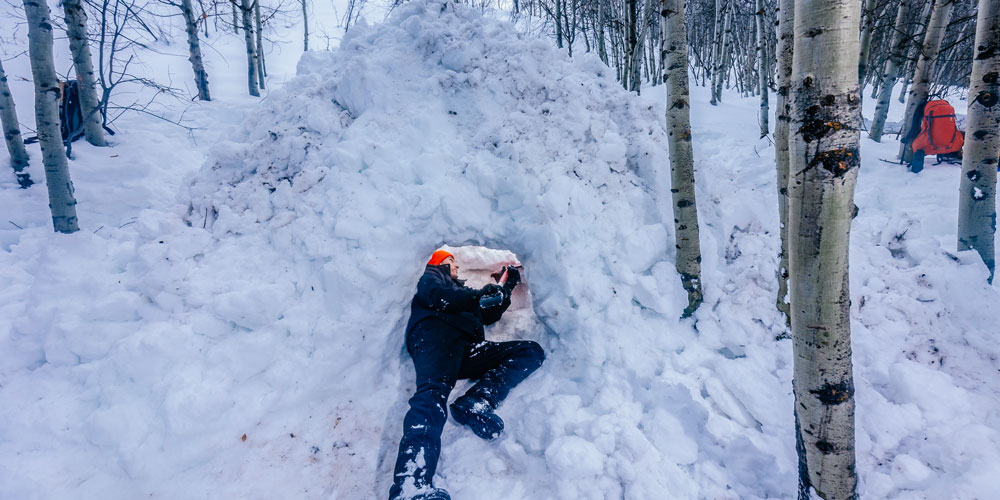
xmin=479 ymin=284 xmax=505 ymax=309
xmin=502 ymin=266 xmax=520 ymax=293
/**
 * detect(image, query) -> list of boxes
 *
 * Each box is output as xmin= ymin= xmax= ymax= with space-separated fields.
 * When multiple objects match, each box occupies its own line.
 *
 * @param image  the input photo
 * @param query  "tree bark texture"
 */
xmin=788 ymin=0 xmax=861 ymax=498
xmin=710 ymin=0 xmax=725 ymax=105
xmin=627 ymin=0 xmax=638 ymax=92
xmin=898 ymin=0 xmax=955 ymax=161
xmin=180 ymin=0 xmax=211 ymax=101
xmin=0 ymin=58 xmax=31 ymax=187
xmin=713 ymin=1 xmax=734 ymax=104
xmin=756 ymin=0 xmax=769 ymax=138
xmin=857 ymin=0 xmax=875 ymax=86
xmin=24 ymin=0 xmax=80 ymax=233
xmin=957 ymin=0 xmax=1000 ymax=282
xmin=774 ymin=0 xmax=793 ymax=324
xmin=254 ymin=0 xmax=266 ymax=86
xmin=62 ymin=0 xmax=105 ymax=146
xmin=661 ymin=0 xmax=703 ymax=317
xmin=868 ymin=0 xmax=913 ymax=142
xmin=301 ymin=0 xmax=309 ymax=51
xmin=240 ymin=0 xmax=260 ymax=96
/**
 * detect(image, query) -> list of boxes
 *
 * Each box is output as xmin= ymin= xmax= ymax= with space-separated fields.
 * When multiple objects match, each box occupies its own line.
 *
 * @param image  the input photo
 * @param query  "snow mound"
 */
xmin=179 ymin=2 xmax=776 ymax=498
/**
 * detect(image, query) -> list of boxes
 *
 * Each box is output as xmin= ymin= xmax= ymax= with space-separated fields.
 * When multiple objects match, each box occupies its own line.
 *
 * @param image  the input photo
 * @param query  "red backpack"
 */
xmin=911 ymin=100 xmax=963 ymax=156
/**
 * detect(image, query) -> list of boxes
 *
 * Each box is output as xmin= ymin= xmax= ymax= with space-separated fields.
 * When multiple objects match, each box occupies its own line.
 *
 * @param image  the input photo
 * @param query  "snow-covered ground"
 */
xmin=2 ymin=2 xmax=998 ymax=499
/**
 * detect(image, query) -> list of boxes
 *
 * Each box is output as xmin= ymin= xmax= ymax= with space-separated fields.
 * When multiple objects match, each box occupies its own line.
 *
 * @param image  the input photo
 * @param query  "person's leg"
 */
xmin=458 ymin=340 xmax=545 ymax=407
xmin=389 ymin=322 xmax=465 ymax=500
xmin=450 ymin=340 xmax=544 ymax=439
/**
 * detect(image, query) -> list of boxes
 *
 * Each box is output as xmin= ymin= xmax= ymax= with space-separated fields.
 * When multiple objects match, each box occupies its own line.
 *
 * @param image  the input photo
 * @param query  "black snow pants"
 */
xmin=388 ymin=319 xmax=545 ymax=499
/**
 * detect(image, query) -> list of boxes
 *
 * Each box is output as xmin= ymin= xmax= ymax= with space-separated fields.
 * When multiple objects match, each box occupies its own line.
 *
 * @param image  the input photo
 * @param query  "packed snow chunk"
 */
xmin=887 ymin=361 xmax=970 ymax=423
xmin=545 ymin=435 xmax=606 ymax=477
xmin=890 ymin=454 xmax=934 ymax=488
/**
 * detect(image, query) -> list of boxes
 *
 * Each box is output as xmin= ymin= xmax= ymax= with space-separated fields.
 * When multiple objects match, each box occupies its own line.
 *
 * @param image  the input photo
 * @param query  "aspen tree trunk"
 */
xmin=254 ymin=0 xmax=266 ymax=85
xmin=240 ymin=0 xmax=260 ymax=96
xmin=713 ymin=3 xmax=734 ymax=103
xmin=788 ymin=0 xmax=860 ymax=497
xmin=24 ymin=0 xmax=79 ymax=233
xmin=774 ymin=0 xmax=793 ymax=324
xmin=756 ymin=0 xmax=769 ymax=138
xmin=556 ymin=0 xmax=563 ymax=49
xmin=661 ymin=0 xmax=703 ymax=317
xmin=899 ymin=0 xmax=954 ymax=161
xmin=597 ymin=0 xmax=607 ymax=64
xmin=857 ymin=0 xmax=874 ymax=86
xmin=957 ymin=1 xmax=1000 ymax=282
xmin=0 ymin=58 xmax=31 ymax=187
xmin=62 ymin=0 xmax=105 ymax=146
xmin=869 ymin=0 xmax=913 ymax=142
xmin=710 ymin=0 xmax=724 ymax=105
xmin=627 ymin=0 xmax=638 ymax=92
xmin=301 ymin=0 xmax=308 ymax=51
xmin=180 ymin=0 xmax=211 ymax=101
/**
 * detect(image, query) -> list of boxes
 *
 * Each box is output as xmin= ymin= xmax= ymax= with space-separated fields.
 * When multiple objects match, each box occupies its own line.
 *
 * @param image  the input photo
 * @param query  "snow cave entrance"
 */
xmin=435 ymin=244 xmax=542 ymax=343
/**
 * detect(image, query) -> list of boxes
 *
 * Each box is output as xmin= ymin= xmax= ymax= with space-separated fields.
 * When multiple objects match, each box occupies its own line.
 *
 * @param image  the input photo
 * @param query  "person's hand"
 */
xmin=479 ymin=284 xmax=505 ymax=309
xmin=503 ymin=266 xmax=520 ymax=292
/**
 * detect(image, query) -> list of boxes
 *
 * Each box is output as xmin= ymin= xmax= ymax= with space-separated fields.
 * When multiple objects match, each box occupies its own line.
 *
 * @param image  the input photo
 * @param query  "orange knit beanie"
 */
xmin=427 ymin=250 xmax=454 ymax=266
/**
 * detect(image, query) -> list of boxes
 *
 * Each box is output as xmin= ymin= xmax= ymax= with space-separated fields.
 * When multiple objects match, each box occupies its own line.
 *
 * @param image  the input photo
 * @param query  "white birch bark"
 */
xmin=254 ymin=0 xmax=266 ymax=86
xmin=774 ymin=0 xmax=793 ymax=324
xmin=301 ymin=0 xmax=308 ymax=51
xmin=710 ymin=0 xmax=725 ymax=105
xmin=62 ymin=0 xmax=105 ymax=147
xmin=240 ymin=0 xmax=260 ymax=97
xmin=713 ymin=2 xmax=734 ymax=104
xmin=957 ymin=0 xmax=1000 ymax=282
xmin=756 ymin=0 xmax=769 ymax=138
xmin=661 ymin=0 xmax=703 ymax=317
xmin=24 ymin=0 xmax=79 ymax=233
xmin=180 ymin=0 xmax=211 ymax=101
xmin=868 ymin=0 xmax=913 ymax=142
xmin=788 ymin=0 xmax=860 ymax=498
xmin=898 ymin=0 xmax=955 ymax=161
xmin=627 ymin=0 xmax=638 ymax=92
xmin=857 ymin=0 xmax=875 ymax=86
xmin=0 ymin=58 xmax=31 ymax=186
xmin=597 ymin=0 xmax=607 ymax=64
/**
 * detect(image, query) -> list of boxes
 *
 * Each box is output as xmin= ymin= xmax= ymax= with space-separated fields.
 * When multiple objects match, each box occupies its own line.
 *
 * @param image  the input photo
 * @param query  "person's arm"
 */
xmin=414 ymin=268 xmax=481 ymax=313
xmin=480 ymin=292 xmax=511 ymax=326
xmin=481 ymin=267 xmax=520 ymax=325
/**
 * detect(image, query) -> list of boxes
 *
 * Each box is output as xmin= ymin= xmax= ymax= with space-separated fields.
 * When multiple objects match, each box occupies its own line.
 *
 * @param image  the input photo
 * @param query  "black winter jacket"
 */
xmin=405 ymin=264 xmax=511 ymax=343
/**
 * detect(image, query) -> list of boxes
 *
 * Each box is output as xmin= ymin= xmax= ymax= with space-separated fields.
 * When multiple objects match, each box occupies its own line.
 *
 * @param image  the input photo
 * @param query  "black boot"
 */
xmin=450 ymin=395 xmax=504 ymax=440
xmin=412 ymin=487 xmax=451 ymax=500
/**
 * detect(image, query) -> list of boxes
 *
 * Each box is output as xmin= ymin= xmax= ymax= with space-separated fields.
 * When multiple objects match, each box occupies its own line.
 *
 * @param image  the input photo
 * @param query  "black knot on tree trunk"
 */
xmin=815 ymin=439 xmax=836 ymax=454
xmin=810 ymin=381 xmax=854 ymax=405
xmin=975 ymin=89 xmax=998 ymax=108
xmin=807 ymin=147 xmax=860 ymax=177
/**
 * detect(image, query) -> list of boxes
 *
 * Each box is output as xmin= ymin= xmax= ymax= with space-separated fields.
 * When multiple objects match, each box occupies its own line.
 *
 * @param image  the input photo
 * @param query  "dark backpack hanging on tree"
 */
xmin=58 ymin=80 xmax=86 ymax=143
xmin=24 ymin=79 xmax=112 ymax=155
xmin=24 ymin=79 xmax=89 ymax=147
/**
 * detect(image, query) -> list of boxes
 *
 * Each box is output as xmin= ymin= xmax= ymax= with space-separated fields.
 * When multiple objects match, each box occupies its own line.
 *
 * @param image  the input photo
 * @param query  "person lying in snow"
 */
xmin=388 ymin=250 xmax=545 ymax=500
